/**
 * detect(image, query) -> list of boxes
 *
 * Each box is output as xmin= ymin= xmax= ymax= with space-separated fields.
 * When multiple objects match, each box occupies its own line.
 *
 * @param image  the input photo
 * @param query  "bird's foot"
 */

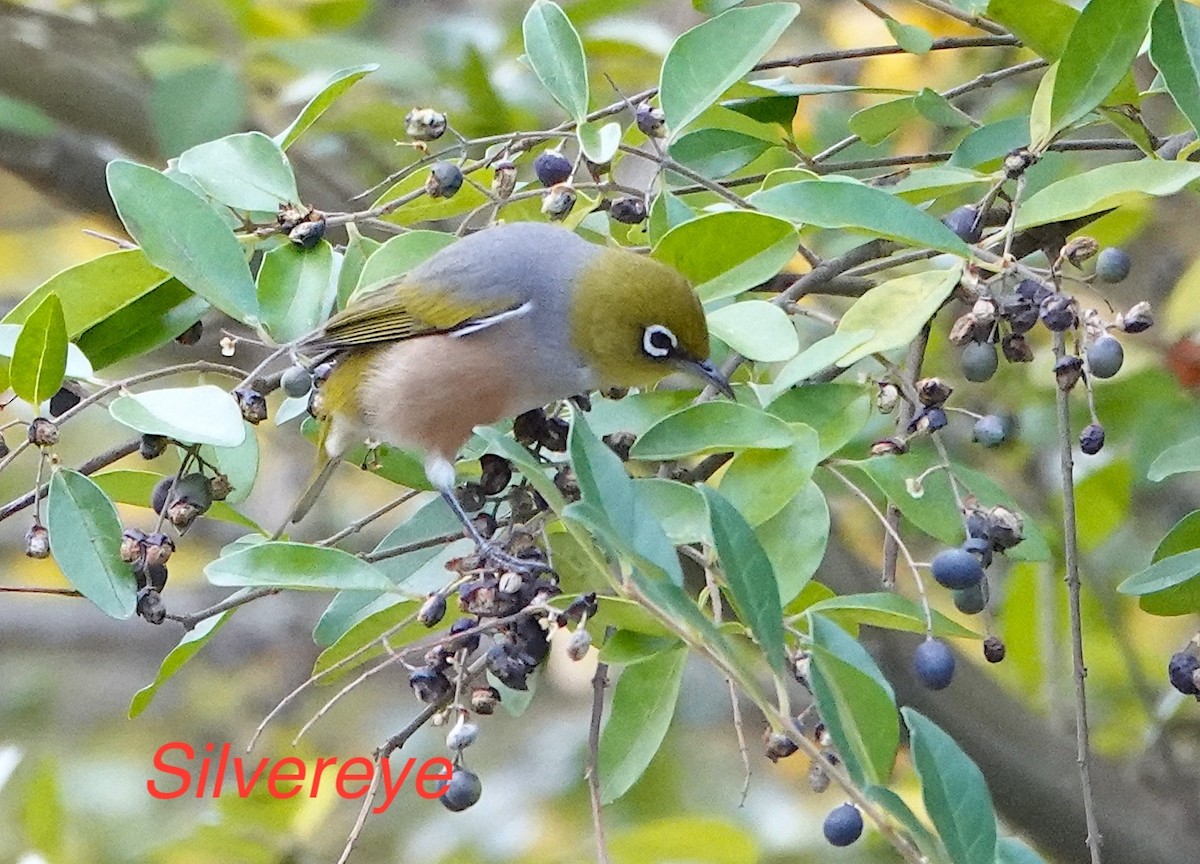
xmin=476 ymin=541 xmax=552 ymax=575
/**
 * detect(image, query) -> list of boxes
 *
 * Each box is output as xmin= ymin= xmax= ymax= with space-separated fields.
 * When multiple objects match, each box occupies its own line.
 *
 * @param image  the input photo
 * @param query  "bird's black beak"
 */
xmin=679 ymin=358 xmax=735 ymax=399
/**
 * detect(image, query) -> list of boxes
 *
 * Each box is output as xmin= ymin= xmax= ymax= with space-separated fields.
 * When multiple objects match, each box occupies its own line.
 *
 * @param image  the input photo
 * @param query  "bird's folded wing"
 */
xmin=303 ymin=280 xmax=523 ymax=352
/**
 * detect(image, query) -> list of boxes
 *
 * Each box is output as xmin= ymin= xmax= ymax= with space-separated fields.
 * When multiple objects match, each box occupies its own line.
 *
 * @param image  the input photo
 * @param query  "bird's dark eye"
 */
xmin=642 ymin=324 xmax=678 ymax=358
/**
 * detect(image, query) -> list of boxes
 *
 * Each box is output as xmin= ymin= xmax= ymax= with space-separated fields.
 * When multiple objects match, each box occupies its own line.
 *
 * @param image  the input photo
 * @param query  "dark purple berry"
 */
xmin=609 ymin=196 xmax=648 ymax=224
xmin=983 ymin=635 xmax=1006 ymax=663
xmin=943 ymin=205 xmax=982 ymax=243
xmin=533 ymin=150 xmax=573 ymax=187
xmin=1079 ymin=422 xmax=1105 ymax=456
xmin=409 ymin=666 xmax=453 ymax=704
xmin=823 ymin=803 xmax=864 ymax=847
xmin=425 ymin=161 xmax=463 ymax=199
xmin=1168 ymin=651 xmax=1200 ymax=695
xmin=439 ymin=767 xmax=482 ymax=811
xmin=1040 ymin=294 xmax=1076 ymax=332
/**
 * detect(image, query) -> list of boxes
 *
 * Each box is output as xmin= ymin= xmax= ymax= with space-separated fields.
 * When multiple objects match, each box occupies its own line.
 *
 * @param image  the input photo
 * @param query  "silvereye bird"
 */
xmin=294 ymin=221 xmax=730 ymax=566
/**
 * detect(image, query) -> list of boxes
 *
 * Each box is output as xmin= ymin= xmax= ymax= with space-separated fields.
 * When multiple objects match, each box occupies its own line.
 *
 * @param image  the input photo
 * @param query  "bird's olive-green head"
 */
xmin=570 ymin=247 xmax=730 ymax=395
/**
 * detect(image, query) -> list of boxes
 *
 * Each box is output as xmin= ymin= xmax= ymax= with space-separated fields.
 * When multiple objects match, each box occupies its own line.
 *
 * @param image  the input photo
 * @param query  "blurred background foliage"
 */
xmin=3 ymin=0 xmax=1200 ymax=862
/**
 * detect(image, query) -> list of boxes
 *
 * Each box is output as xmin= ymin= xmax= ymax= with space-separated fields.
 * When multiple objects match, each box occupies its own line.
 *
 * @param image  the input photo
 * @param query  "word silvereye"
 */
xmin=296 ymin=221 xmax=730 ymax=564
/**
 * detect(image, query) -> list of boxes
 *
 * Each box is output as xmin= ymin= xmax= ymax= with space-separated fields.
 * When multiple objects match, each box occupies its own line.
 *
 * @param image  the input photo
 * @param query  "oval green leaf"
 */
xmin=177 ymin=131 xmax=299 ymax=212
xmin=11 ymin=293 xmax=67 ymax=406
xmin=256 ymin=240 xmax=338 ymax=342
xmin=353 ymin=230 xmax=456 ymax=302
xmin=719 ymin=429 xmax=820 ymax=526
xmin=707 ymin=300 xmax=799 ymax=362
xmin=1117 ymin=548 xmax=1200 ymax=597
xmin=1150 ymin=2 xmax=1200 ymax=137
xmin=751 ymin=178 xmax=971 ymax=256
xmin=129 ymin=609 xmax=233 ymax=717
xmin=835 ymin=267 xmax=962 ymax=366
xmin=660 ymin=3 xmax=800 ymax=138
xmin=106 ymin=160 xmax=258 ymax=325
xmin=1016 ymin=160 xmax=1200 ymax=229
xmin=577 ymin=120 xmax=622 ymax=164
xmin=757 ymin=481 xmax=828 ymax=604
xmin=523 ymin=0 xmax=589 ymax=121
xmin=653 ymin=210 xmax=799 ymax=302
xmin=109 ymin=384 xmax=246 ymax=447
xmin=206 ymin=541 xmax=395 ymax=590
xmin=630 ymin=402 xmax=798 ymax=460
xmin=702 ymin=486 xmax=785 ymax=671
xmin=807 ymin=592 xmax=978 ymax=639
xmin=47 ymin=469 xmax=135 ymax=620
xmin=598 ymin=645 xmax=687 ymax=803
xmin=902 ymin=707 xmax=998 ymax=864
xmin=275 ymin=64 xmax=378 ymax=151
xmin=809 ymin=614 xmax=898 ymax=787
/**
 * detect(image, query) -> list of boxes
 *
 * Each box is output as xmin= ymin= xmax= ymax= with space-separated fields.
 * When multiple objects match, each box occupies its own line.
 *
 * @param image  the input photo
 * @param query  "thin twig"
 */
xmin=586 ymin=652 xmax=612 ymax=864
xmin=1052 ymin=330 xmax=1104 ymax=864
xmin=881 ymin=325 xmax=929 ymax=587
xmin=909 ymin=0 xmax=1009 ymax=34
xmin=166 ymin=587 xmax=278 ymax=630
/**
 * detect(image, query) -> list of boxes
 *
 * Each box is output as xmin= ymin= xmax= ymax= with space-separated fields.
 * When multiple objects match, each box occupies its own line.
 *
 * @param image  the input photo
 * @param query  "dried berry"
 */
xmin=1117 ymin=301 xmax=1153 ymax=334
xmin=609 ymin=196 xmax=648 ymax=224
xmin=916 ymin=377 xmax=953 ymax=407
xmin=478 ymin=454 xmax=512 ymax=496
xmin=1040 ymin=294 xmax=1077 ymax=332
xmin=418 ymin=593 xmax=448 ymax=628
xmin=1001 ymin=333 xmax=1034 ymax=363
xmin=409 ymin=666 xmax=453 ymax=704
xmin=1168 ymin=651 xmax=1200 ymax=695
xmin=288 ymin=217 xmax=326 ymax=250
xmin=635 ymin=100 xmax=666 ymax=138
xmin=566 ymin=628 xmax=592 ymax=661
xmin=541 ymin=184 xmax=577 ymax=221
xmin=470 ymin=685 xmax=501 ymax=715
xmin=235 ymin=388 xmax=268 ymax=424
xmin=1054 ymin=355 xmax=1084 ymax=391
xmin=404 ymin=107 xmax=448 ymax=141
xmin=140 ymin=434 xmax=169 ymax=460
xmin=27 ymin=418 xmax=58 ymax=448
xmin=136 ymin=587 xmax=166 ymax=625
xmin=1079 ymin=422 xmax=1105 ymax=456
xmin=983 ymin=635 xmax=1006 ymax=663
xmin=491 ymin=159 xmax=517 ymax=200
xmin=25 ymin=524 xmax=50 ymax=559
xmin=765 ymin=731 xmax=799 ymax=763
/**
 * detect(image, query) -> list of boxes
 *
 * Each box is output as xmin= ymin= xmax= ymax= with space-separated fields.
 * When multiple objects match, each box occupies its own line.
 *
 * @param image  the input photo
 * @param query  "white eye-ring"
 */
xmin=642 ymin=324 xmax=678 ymax=358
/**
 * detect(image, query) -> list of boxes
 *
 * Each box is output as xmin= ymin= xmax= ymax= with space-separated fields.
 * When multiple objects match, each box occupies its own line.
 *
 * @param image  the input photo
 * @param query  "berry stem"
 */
xmin=586 ymin=648 xmax=613 ymax=864
xmin=1053 ymin=331 xmax=1104 ymax=864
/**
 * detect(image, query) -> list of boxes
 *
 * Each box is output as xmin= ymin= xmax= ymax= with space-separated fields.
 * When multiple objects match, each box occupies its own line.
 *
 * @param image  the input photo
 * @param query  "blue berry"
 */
xmin=1095 ymin=247 xmax=1131 ymax=283
xmin=962 ymin=341 xmax=998 ymax=382
xmin=972 ymin=414 xmax=1007 ymax=447
xmin=1086 ymin=336 xmax=1124 ymax=379
xmin=930 ymin=547 xmax=984 ymax=589
xmin=1168 ymin=651 xmax=1200 ymax=695
xmin=439 ymin=767 xmax=482 ymax=811
xmin=281 ymin=366 xmax=312 ymax=398
xmin=962 ymin=536 xmax=993 ymax=569
xmin=943 ymin=205 xmax=982 ymax=243
xmin=533 ymin=150 xmax=573 ymax=187
xmin=914 ymin=638 xmax=955 ymax=690
xmin=823 ymin=803 xmax=864 ymax=847
xmin=425 ymin=161 xmax=464 ymax=198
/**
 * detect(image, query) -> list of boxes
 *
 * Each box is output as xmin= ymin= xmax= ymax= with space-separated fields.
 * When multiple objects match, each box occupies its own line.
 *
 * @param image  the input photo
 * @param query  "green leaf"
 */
xmin=882 ymin=166 xmax=992 ymax=203
xmin=1117 ymin=548 xmax=1200 ymax=597
xmin=577 ymin=120 xmax=622 ymax=164
xmin=902 ymin=708 xmax=998 ymax=864
xmin=11 ymin=293 xmax=67 ymax=406
xmin=197 ymin=425 xmax=259 ymax=506
xmin=106 ymin=161 xmax=259 ymax=325
xmin=749 ymin=179 xmax=971 ymax=256
xmin=256 ymin=240 xmax=338 ymax=342
xmin=1048 ymin=0 xmax=1157 ymax=139
xmin=913 ymin=88 xmax=975 ymax=128
xmin=766 ymin=382 xmax=873 ymax=458
xmin=631 ymin=402 xmax=798 ymax=460
xmin=1131 ymin=510 xmax=1200 ymax=615
xmin=598 ymin=646 xmax=687 ymax=803
xmin=669 ymin=128 xmax=776 ymax=179
xmin=848 ymin=96 xmax=919 ymax=145
xmin=707 ymin=300 xmax=799 ymax=362
xmin=109 ymin=385 xmax=246 ymax=447
xmin=47 ymin=469 xmax=136 ymax=619
xmin=634 ymin=478 xmax=710 ymax=545
xmin=129 ymin=609 xmax=233 ymax=717
xmin=206 ymin=541 xmax=394 ymax=590
xmin=757 ymin=481 xmax=828 ymax=604
xmin=2 ymin=248 xmax=171 ymax=337
xmin=948 ymin=117 xmax=1030 ymax=169
xmin=1016 ymin=161 xmax=1200 ymax=229
xmin=659 ymin=3 xmax=800 ymax=138
xmin=150 ymin=62 xmax=244 ymax=157
xmin=694 ymin=0 xmax=746 ymax=12
xmin=1151 ymin=2 xmax=1200 ymax=136
xmin=371 ymin=165 xmax=492 ymax=227
xmin=353 ymin=230 xmax=456 ymax=302
xmin=719 ymin=431 xmax=820 ymax=525
xmin=74 ymin=287 xmax=208 ymax=371
xmin=275 ymin=64 xmax=378 ymax=150
xmin=767 ymin=330 xmax=875 ymax=397
xmin=653 ymin=211 xmax=799 ymax=302
xmin=886 ymin=19 xmax=934 ymax=55
xmin=809 ymin=614 xmax=898 ymax=786
xmin=523 ymin=0 xmax=590 ymax=121
xmin=703 ymin=487 xmax=786 ymax=669
xmin=986 ymin=0 xmax=1077 ymax=60
xmin=336 ymin=225 xmax=381 ymax=308
xmin=807 ymin=592 xmax=978 ymax=639
xmin=177 ymin=132 xmax=300 ymax=212
xmin=312 ymin=600 xmax=426 ymax=682
xmin=569 ymin=411 xmax=683 ymax=584
xmin=834 ymin=267 xmax=963 ymax=366
xmin=996 ymin=837 xmax=1049 ymax=864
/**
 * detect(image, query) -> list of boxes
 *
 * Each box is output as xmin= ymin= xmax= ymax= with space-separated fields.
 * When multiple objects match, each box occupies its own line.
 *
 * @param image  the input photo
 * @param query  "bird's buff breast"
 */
xmin=340 ymin=330 xmax=580 ymax=461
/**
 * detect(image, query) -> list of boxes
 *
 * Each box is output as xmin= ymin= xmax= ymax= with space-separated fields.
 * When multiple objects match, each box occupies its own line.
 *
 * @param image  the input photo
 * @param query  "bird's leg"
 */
xmin=438 ymin=486 xmax=552 ymax=575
